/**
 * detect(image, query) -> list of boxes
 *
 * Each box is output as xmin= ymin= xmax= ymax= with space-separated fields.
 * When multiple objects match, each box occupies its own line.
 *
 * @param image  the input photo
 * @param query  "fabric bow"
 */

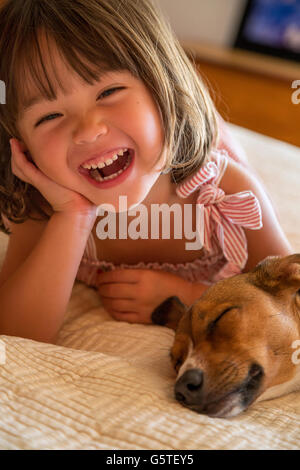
xmin=196 ymin=184 xmax=263 ymax=270
xmin=176 ymin=151 xmax=263 ymax=274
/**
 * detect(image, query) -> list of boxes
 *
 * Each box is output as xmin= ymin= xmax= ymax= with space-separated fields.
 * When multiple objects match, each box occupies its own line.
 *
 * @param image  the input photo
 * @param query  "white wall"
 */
xmin=157 ymin=0 xmax=247 ymax=47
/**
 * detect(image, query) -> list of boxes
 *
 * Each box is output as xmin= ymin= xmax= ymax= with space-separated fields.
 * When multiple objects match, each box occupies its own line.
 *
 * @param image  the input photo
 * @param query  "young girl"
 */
xmin=0 ymin=0 xmax=292 ymax=343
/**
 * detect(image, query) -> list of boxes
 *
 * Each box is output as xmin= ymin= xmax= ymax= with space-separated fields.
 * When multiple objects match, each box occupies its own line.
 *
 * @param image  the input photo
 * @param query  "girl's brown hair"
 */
xmin=0 ymin=0 xmax=218 ymax=234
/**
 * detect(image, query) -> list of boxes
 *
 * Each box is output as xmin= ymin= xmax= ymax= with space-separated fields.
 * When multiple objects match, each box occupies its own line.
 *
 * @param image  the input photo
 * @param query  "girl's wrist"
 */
xmin=180 ymin=281 xmax=208 ymax=306
xmin=52 ymin=208 xmax=97 ymax=234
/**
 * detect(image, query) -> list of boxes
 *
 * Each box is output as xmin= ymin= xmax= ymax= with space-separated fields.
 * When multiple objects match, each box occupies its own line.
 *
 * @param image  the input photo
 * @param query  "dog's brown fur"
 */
xmin=152 ymin=254 xmax=300 ymax=418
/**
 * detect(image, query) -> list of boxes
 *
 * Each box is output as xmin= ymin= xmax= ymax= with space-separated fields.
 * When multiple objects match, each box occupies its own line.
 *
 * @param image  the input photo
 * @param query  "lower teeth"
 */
xmin=90 ymin=156 xmax=131 ymax=182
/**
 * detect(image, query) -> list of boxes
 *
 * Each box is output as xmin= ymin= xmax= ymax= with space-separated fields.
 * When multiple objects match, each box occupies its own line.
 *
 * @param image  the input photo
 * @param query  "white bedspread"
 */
xmin=0 ymin=124 xmax=299 ymax=450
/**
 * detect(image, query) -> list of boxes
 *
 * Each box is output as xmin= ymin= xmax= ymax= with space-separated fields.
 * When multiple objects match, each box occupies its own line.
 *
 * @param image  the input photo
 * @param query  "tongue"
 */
xmin=99 ymin=153 xmax=129 ymax=177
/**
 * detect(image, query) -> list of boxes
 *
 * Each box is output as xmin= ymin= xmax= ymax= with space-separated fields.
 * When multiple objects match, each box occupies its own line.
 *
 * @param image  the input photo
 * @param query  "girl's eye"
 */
xmin=97 ymin=86 xmax=125 ymax=100
xmin=35 ymin=113 xmax=61 ymax=127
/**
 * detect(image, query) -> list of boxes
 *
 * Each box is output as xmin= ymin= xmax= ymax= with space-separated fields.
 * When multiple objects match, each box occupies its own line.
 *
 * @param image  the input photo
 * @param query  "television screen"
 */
xmin=234 ymin=0 xmax=300 ymax=62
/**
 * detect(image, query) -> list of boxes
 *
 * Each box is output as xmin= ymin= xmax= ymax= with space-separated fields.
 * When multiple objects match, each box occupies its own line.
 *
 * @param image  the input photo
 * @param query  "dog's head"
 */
xmin=152 ymin=254 xmax=300 ymax=418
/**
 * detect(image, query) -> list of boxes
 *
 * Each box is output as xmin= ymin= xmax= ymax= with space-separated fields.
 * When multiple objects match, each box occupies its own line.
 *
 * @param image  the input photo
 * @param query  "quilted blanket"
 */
xmin=0 ymin=124 xmax=299 ymax=450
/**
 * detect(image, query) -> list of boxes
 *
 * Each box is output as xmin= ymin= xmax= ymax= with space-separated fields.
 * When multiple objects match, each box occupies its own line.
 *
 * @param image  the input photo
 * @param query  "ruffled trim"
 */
xmin=77 ymin=252 xmax=227 ymax=288
xmin=80 ymin=250 xmax=223 ymax=272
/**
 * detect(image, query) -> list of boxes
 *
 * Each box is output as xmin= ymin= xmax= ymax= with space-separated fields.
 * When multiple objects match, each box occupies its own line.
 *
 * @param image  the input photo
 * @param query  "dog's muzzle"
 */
xmin=174 ymin=364 xmax=264 ymax=418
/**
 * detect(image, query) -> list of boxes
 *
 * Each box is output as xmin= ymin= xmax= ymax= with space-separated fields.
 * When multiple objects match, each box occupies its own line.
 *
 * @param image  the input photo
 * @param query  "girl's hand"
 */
xmin=96 ymin=268 xmax=196 ymax=324
xmin=10 ymin=138 xmax=96 ymax=216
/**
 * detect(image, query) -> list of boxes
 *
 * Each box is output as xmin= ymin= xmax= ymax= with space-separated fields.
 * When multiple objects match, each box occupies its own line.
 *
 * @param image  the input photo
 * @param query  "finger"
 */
xmin=10 ymin=139 xmax=41 ymax=185
xmin=10 ymin=139 xmax=67 ymax=205
xmin=97 ymin=283 xmax=135 ymax=299
xmin=97 ymin=268 xmax=140 ymax=285
xmin=10 ymin=141 xmax=31 ymax=183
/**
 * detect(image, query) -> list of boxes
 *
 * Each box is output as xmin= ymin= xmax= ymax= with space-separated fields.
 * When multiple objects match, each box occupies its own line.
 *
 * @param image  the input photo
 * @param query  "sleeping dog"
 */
xmin=152 ymin=254 xmax=300 ymax=418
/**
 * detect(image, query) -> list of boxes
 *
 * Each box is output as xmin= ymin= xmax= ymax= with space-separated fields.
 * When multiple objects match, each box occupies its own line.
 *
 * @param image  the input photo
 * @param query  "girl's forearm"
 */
xmin=0 ymin=210 xmax=96 ymax=343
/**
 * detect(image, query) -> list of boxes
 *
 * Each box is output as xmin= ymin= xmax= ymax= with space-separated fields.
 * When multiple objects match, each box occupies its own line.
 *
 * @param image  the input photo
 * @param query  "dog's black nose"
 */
xmin=175 ymin=368 xmax=204 ymax=405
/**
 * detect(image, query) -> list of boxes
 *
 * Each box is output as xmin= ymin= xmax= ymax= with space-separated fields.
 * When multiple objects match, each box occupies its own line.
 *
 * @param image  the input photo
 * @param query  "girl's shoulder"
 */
xmin=203 ymin=148 xmax=258 ymax=193
xmin=217 ymin=151 xmax=260 ymax=195
xmin=176 ymin=148 xmax=256 ymax=199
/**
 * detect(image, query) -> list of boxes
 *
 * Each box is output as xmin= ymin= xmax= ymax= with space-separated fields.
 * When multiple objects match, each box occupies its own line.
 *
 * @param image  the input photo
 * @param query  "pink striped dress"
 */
xmin=76 ymin=141 xmax=263 ymax=289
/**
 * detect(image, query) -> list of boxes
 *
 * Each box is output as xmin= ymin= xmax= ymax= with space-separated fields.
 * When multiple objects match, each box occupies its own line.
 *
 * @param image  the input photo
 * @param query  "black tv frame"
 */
xmin=234 ymin=0 xmax=300 ymax=63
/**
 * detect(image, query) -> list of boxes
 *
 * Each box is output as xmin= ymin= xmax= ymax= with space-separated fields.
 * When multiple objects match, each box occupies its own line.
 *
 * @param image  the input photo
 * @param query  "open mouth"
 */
xmin=78 ymin=149 xmax=134 ymax=188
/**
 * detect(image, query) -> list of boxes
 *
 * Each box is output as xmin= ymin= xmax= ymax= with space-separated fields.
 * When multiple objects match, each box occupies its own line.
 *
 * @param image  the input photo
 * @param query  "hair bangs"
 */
xmin=14 ymin=28 xmax=121 ymax=122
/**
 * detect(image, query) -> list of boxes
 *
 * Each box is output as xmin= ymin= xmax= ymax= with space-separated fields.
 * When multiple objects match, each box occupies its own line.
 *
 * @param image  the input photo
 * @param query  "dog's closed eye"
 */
xmin=207 ymin=306 xmax=239 ymax=334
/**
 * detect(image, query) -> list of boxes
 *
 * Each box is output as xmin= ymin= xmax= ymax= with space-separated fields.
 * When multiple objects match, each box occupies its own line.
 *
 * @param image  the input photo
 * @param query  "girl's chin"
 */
xmin=85 ymin=193 xmax=146 ymax=214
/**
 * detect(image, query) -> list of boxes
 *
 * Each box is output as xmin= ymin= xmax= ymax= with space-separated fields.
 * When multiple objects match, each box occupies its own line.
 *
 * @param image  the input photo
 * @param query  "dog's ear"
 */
xmin=252 ymin=254 xmax=300 ymax=293
xmin=151 ymin=296 xmax=188 ymax=330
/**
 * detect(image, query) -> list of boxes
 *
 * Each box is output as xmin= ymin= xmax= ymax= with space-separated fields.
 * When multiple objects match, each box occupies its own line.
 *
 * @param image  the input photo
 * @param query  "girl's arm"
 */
xmin=0 ymin=138 xmax=98 ymax=342
xmin=0 ymin=210 xmax=96 ymax=343
xmin=219 ymin=157 xmax=293 ymax=271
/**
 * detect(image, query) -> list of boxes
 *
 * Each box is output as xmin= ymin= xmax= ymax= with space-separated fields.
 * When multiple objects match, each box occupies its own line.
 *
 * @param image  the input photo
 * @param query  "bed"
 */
xmin=0 ymin=124 xmax=299 ymax=450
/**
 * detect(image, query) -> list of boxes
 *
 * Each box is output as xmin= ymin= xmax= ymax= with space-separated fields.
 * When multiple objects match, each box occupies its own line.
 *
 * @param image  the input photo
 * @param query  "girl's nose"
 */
xmin=72 ymin=111 xmax=109 ymax=144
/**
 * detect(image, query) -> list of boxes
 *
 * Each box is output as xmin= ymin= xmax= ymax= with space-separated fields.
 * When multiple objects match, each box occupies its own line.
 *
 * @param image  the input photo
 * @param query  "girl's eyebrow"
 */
xmin=18 ymin=94 xmax=59 ymax=121
xmin=23 ymin=94 xmax=56 ymax=114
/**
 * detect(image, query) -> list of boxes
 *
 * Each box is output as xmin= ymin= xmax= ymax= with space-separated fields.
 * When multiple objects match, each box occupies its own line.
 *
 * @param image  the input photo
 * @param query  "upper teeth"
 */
xmin=82 ymin=149 xmax=128 ymax=170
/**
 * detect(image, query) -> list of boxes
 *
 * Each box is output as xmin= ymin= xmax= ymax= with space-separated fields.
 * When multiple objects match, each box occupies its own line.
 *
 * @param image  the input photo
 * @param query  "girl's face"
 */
xmin=17 ymin=43 xmax=167 ymax=212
